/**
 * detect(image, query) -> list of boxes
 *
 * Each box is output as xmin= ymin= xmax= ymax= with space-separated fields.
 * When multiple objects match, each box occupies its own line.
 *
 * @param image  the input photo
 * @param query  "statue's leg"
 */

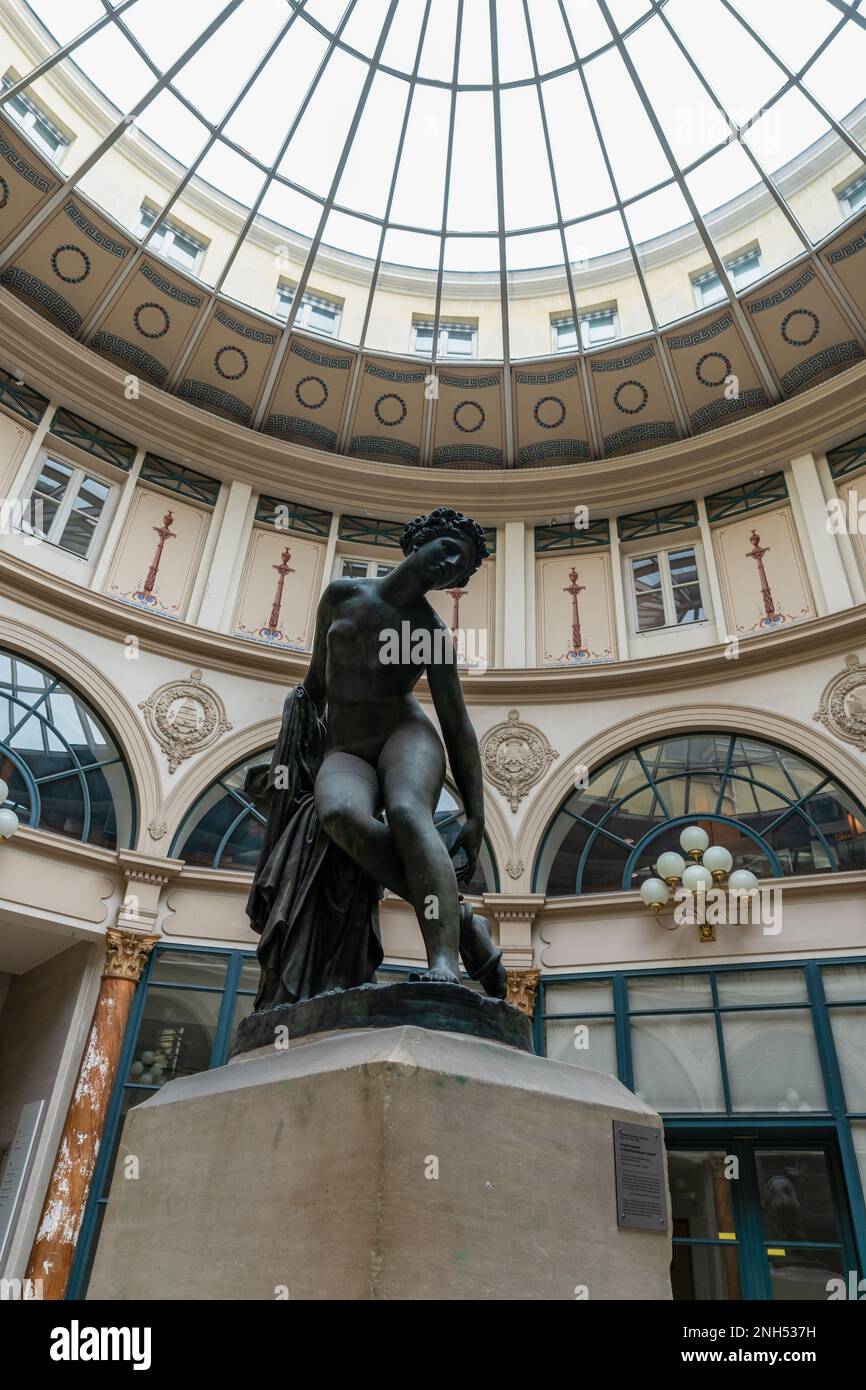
xmin=378 ymin=718 xmax=461 ymax=985
xmin=314 ymin=751 xmax=411 ymax=898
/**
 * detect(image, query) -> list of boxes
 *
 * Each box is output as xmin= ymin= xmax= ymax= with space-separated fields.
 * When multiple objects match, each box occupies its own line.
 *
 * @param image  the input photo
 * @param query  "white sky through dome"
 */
xmin=3 ymin=0 xmax=865 ymax=321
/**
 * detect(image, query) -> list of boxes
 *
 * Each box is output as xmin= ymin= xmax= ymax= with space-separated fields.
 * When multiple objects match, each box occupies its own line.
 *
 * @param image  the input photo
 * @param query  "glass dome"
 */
xmin=2 ymin=0 xmax=864 ymax=362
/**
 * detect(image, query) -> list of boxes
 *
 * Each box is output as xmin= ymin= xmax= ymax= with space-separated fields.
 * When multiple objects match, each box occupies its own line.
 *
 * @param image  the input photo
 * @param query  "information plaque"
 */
xmin=612 ymin=1120 xmax=669 ymax=1232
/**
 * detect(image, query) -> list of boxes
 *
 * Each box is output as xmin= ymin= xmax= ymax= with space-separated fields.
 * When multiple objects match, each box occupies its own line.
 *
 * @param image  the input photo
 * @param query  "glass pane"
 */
xmin=631 ymin=1014 xmax=724 ymax=1112
xmin=125 ymin=985 xmax=223 ymax=1083
xmin=631 ymin=554 xmax=664 ymax=631
xmin=716 ymin=968 xmax=807 ymax=1006
xmin=828 ymin=1008 xmax=866 ymax=1111
xmin=339 ymin=559 xmax=370 ymax=579
xmin=767 ymin=1247 xmax=845 ymax=1301
xmin=671 ymin=1241 xmax=742 ymax=1301
xmin=723 ymin=1009 xmax=826 ymax=1113
xmin=628 ymin=974 xmax=713 ymax=1010
xmin=668 ymin=1150 xmax=738 ymax=1241
xmin=822 ymin=965 xmax=866 ymax=1003
xmin=756 ymin=1149 xmax=841 ymax=1245
xmin=545 ymin=1018 xmax=617 ymax=1075
xmin=149 ymin=951 xmax=229 ymax=989
xmin=673 ymin=582 xmax=704 ymax=624
xmin=543 ymin=979 xmax=614 ymax=1015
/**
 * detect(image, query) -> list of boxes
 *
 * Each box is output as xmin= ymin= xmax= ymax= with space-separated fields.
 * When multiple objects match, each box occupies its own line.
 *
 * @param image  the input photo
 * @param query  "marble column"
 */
xmin=25 ymin=927 xmax=157 ymax=1299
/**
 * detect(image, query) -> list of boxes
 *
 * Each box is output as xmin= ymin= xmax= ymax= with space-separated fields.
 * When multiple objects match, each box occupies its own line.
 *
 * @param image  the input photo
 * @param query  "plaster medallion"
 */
xmin=139 ymin=668 xmax=232 ymax=774
xmin=480 ymin=709 xmax=558 ymax=813
xmin=814 ymin=653 xmax=866 ymax=751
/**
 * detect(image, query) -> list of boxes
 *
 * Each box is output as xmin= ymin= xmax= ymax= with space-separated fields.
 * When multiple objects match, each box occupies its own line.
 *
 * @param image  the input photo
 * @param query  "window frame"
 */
xmin=335 ymin=554 xmax=397 ymax=581
xmin=838 ymin=170 xmax=866 ymax=217
xmin=1 ymin=73 xmax=70 ymax=162
xmin=551 ymin=305 xmax=619 ymax=353
xmin=274 ymin=281 xmax=342 ymax=337
xmin=626 ymin=540 xmax=708 ymax=636
xmin=21 ymin=448 xmax=116 ymax=562
xmin=691 ymin=246 xmax=763 ymax=310
xmin=136 ymin=204 xmax=208 ymax=274
xmin=411 ymin=317 xmax=478 ymax=359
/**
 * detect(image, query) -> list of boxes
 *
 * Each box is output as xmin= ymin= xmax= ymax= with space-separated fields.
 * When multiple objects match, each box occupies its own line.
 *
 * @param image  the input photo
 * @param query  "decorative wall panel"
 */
xmin=103 ymin=486 xmax=210 ymax=621
xmin=88 ymin=255 xmax=207 ymax=388
xmin=511 ymin=359 xmax=591 ymax=467
xmin=262 ymin=334 xmax=355 ymax=450
xmin=0 ymin=195 xmax=132 ymax=336
xmin=585 ymin=338 xmax=679 ymax=457
xmin=744 ymin=262 xmax=864 ymax=399
xmin=822 ymin=213 xmax=866 ymax=328
xmin=663 ymin=308 xmax=769 ymax=434
xmin=426 ymin=557 xmax=494 ymax=669
xmin=712 ymin=506 xmax=815 ymax=636
xmin=430 ymin=366 xmax=505 ymax=469
xmin=348 ymin=355 xmax=427 ymax=465
xmin=231 ymin=526 xmax=324 ymax=651
xmin=536 ymin=552 xmax=616 ymax=665
xmin=176 ymin=302 xmax=281 ymax=426
xmin=0 ymin=114 xmax=59 ymax=251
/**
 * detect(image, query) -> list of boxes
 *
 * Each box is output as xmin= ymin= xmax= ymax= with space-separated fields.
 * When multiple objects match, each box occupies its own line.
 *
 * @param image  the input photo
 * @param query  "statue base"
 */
xmin=88 ymin=1018 xmax=672 ymax=1300
xmin=232 ymin=980 xmax=533 ymax=1056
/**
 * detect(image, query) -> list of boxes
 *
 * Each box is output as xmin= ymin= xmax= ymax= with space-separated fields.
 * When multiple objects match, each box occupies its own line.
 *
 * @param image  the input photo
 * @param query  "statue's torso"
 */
xmin=323 ymin=579 xmax=446 ymax=764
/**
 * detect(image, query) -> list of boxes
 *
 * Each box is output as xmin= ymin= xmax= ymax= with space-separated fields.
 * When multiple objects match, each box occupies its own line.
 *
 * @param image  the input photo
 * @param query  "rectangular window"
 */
xmin=23 ymin=454 xmax=112 ymax=560
xmin=691 ymin=247 xmax=762 ymax=309
xmin=629 ymin=545 xmax=705 ymax=633
xmin=552 ymin=306 xmax=619 ymax=352
xmin=839 ymin=171 xmax=866 ymax=216
xmin=136 ymin=205 xmax=208 ymax=274
xmin=411 ymin=319 xmax=477 ymax=358
xmin=338 ymin=556 xmax=396 ymax=580
xmin=1 ymin=74 xmax=69 ymax=161
xmin=274 ymin=283 xmax=341 ymax=337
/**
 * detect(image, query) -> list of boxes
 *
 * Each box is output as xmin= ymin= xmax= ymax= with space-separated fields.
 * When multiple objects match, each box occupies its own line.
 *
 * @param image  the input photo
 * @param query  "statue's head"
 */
xmin=399 ymin=506 xmax=490 ymax=591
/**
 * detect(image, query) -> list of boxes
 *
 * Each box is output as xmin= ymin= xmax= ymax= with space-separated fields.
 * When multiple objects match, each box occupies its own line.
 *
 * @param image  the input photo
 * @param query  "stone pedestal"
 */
xmin=89 ymin=1018 xmax=672 ymax=1301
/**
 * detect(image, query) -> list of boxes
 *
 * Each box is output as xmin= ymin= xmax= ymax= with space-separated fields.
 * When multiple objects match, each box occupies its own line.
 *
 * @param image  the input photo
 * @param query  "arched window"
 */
xmin=172 ymin=750 xmax=498 ymax=894
xmin=0 ymin=649 xmax=135 ymax=849
xmin=535 ymin=732 xmax=866 ymax=896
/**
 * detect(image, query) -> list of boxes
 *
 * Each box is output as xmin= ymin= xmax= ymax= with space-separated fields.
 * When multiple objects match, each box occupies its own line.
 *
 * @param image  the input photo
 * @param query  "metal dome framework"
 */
xmin=1 ymin=0 xmax=865 ymax=462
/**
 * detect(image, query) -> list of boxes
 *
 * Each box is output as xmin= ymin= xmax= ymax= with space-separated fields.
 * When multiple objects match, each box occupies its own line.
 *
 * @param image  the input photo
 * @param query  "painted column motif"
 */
xmin=26 ymin=928 xmax=157 ymax=1299
xmin=142 ymin=511 xmax=176 ymax=597
xmin=746 ymin=529 xmax=782 ymax=626
xmin=447 ymin=585 xmax=467 ymax=660
xmin=563 ymin=567 xmax=586 ymax=655
xmin=266 ymin=547 xmax=295 ymax=636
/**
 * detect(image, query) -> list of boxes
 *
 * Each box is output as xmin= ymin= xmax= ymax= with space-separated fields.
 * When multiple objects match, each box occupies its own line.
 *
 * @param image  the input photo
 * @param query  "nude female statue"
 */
xmin=246 ymin=506 xmax=506 ymax=1008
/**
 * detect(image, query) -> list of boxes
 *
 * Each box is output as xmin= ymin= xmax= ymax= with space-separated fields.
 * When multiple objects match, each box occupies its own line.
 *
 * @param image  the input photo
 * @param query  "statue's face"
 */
xmin=414 ymin=533 xmax=475 ymax=591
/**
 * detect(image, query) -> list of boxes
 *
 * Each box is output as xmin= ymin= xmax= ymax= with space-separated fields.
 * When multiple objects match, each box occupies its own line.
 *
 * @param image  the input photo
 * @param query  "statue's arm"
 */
xmin=303 ymin=583 xmax=337 ymax=715
xmin=427 ymin=632 xmax=485 ymax=879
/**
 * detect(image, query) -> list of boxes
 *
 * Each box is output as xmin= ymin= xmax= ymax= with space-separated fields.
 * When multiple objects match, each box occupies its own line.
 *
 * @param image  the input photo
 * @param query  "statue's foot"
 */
xmin=407 ymin=967 xmax=461 ymax=985
xmin=458 ymin=902 xmax=508 ymax=999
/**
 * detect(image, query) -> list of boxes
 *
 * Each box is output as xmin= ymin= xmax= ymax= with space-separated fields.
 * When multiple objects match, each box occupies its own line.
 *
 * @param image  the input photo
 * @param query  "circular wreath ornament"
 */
xmin=51 ymin=244 xmax=91 ymax=284
xmin=781 ymin=308 xmax=820 ymax=347
xmin=374 ymin=392 xmax=408 ymax=427
xmin=814 ymin=653 xmax=866 ymax=752
xmin=134 ymin=301 xmax=171 ymax=339
xmin=533 ymin=395 xmax=566 ymax=429
xmin=613 ymin=379 xmax=648 ymax=415
xmin=696 ymin=351 xmax=732 ymax=388
xmin=480 ymin=708 xmax=559 ymax=813
xmin=139 ymin=669 xmax=232 ymax=774
xmin=214 ymin=345 xmax=249 ymax=380
xmin=453 ymin=400 xmax=485 ymax=433
xmin=294 ymin=374 xmax=328 ymax=409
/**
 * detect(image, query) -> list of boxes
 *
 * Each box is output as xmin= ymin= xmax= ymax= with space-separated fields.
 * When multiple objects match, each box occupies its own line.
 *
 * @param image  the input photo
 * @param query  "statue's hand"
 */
xmin=450 ymin=817 xmax=483 ymax=883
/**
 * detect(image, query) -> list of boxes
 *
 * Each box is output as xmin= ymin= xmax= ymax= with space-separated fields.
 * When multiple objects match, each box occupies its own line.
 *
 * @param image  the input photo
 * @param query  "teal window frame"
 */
xmin=48 ymin=407 xmax=136 ymax=472
xmin=705 ymin=472 xmax=789 ymax=523
xmin=537 ymin=956 xmax=866 ymax=1285
xmin=618 ymin=502 xmax=699 ymax=542
xmin=0 ymin=365 xmax=49 ymax=424
xmin=140 ymin=453 xmax=221 ymax=508
xmin=255 ymin=495 xmax=332 ymax=537
xmin=533 ymin=731 xmax=866 ymax=896
xmin=534 ymin=518 xmax=610 ymax=552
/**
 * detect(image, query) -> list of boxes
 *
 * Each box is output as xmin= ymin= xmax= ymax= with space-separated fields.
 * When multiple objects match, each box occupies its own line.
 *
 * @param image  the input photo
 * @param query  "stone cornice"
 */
xmin=3 ymin=291 xmax=866 ymax=521
xmin=540 ymin=870 xmax=866 ymax=920
xmin=3 ymin=549 xmax=866 ymax=701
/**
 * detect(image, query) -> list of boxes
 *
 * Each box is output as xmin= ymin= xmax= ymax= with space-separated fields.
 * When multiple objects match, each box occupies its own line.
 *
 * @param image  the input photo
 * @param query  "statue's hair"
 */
xmin=400 ymin=506 xmax=490 ymax=585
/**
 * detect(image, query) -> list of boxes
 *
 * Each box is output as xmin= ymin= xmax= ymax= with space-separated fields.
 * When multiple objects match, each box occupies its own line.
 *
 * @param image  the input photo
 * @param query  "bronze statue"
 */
xmin=246 ymin=507 xmax=506 ymax=1009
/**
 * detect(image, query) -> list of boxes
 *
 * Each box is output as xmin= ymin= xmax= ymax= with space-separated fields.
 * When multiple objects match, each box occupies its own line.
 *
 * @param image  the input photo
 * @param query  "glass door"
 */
xmin=668 ymin=1135 xmax=857 ymax=1300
